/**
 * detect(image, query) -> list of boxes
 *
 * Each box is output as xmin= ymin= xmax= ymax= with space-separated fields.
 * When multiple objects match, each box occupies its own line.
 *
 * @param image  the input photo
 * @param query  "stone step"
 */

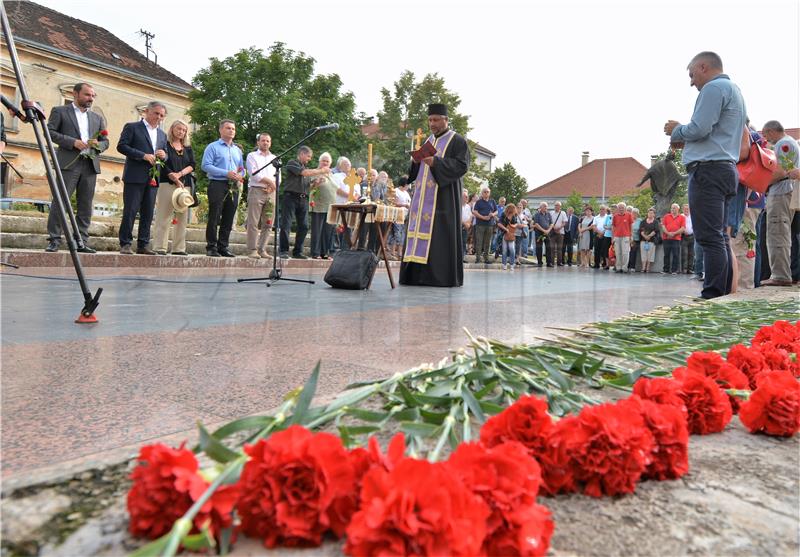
xmin=0 ymin=213 xmax=310 ymax=254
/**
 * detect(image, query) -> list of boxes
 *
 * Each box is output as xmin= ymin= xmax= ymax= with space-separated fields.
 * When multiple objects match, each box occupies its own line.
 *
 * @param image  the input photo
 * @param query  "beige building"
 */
xmin=1 ymin=0 xmax=192 ymax=212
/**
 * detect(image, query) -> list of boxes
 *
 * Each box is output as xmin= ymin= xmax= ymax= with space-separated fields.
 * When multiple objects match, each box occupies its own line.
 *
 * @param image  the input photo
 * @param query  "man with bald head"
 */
xmin=664 ymin=51 xmax=746 ymax=299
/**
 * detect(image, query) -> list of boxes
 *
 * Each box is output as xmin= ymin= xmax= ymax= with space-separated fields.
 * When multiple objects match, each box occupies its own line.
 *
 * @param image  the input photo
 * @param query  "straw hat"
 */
xmin=171 ymin=187 xmax=194 ymax=213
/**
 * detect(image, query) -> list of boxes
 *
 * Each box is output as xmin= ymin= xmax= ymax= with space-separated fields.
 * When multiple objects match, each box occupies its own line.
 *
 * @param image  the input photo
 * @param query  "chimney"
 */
xmin=651 ymin=155 xmax=658 ymax=167
xmin=581 ymin=151 xmax=589 ymax=166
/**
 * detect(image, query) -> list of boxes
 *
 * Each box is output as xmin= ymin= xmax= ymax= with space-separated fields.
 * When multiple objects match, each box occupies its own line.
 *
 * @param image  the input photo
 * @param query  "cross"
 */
xmin=414 ymin=128 xmax=425 ymax=150
xmin=344 ymin=168 xmax=361 ymax=202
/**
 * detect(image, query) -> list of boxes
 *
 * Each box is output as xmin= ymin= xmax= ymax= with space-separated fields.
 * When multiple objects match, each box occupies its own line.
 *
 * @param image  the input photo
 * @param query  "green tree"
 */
xmin=564 ymin=190 xmax=585 ymax=213
xmin=375 ymin=71 xmax=479 ymax=187
xmin=188 ymin=44 xmax=366 ymax=189
xmin=488 ymin=163 xmax=528 ymax=204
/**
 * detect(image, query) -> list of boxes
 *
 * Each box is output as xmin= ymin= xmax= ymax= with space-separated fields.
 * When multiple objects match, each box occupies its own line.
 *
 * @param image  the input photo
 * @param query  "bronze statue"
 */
xmin=634 ymin=151 xmax=686 ymax=217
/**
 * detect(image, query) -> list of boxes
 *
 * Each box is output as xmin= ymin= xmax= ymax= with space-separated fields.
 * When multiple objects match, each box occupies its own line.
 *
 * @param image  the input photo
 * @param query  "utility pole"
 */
xmin=138 ymin=29 xmax=157 ymax=65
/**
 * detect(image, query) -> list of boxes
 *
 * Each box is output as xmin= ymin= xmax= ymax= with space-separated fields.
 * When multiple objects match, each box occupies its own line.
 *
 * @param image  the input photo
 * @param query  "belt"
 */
xmin=686 ymin=160 xmax=734 ymax=171
xmin=286 ymin=191 xmax=308 ymax=199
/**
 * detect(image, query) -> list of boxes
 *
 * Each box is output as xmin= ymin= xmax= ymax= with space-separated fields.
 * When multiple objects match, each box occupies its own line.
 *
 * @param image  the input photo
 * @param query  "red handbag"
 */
xmin=736 ymin=129 xmax=777 ymax=194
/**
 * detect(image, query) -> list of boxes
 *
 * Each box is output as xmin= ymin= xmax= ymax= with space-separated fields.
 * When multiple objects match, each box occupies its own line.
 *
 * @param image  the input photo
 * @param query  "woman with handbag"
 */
xmin=639 ymin=208 xmax=659 ymax=273
xmin=498 ymin=203 xmax=519 ymax=270
xmin=153 ymin=120 xmax=195 ymax=255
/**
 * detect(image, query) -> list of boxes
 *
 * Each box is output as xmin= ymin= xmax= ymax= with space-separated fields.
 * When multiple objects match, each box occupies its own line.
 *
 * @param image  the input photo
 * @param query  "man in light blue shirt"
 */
xmin=664 ymin=51 xmax=746 ymax=299
xmin=201 ymin=119 xmax=245 ymax=257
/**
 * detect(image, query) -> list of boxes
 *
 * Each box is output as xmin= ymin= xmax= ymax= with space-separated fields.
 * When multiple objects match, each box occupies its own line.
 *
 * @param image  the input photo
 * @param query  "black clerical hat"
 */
xmin=427 ymin=103 xmax=448 ymax=117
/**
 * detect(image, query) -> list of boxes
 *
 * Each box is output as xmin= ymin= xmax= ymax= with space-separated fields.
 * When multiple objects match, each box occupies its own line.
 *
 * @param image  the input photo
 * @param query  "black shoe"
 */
xmin=218 ymin=248 xmax=235 ymax=258
xmin=77 ymin=245 xmax=96 ymax=254
xmin=546 ymin=264 xmax=554 ymax=268
xmin=172 ymin=251 xmax=188 ymax=256
xmin=45 ymin=241 xmax=60 ymax=252
xmin=136 ymin=246 xmax=156 ymax=255
xmin=292 ymin=253 xmax=309 ymax=260
xmin=206 ymin=249 xmax=220 ymax=257
xmin=279 ymin=252 xmax=290 ymax=259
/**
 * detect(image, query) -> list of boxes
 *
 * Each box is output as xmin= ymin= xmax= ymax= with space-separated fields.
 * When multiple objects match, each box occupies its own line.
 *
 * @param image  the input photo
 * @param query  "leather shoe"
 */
xmin=77 ymin=245 xmax=96 ymax=254
xmin=136 ymin=246 xmax=156 ymax=255
xmin=218 ymin=248 xmax=235 ymax=258
xmin=120 ymin=245 xmax=134 ymax=255
xmin=171 ymin=251 xmax=188 ymax=256
xmin=760 ymin=279 xmax=793 ymax=287
xmin=45 ymin=241 xmax=60 ymax=252
xmin=206 ymin=249 xmax=220 ymax=257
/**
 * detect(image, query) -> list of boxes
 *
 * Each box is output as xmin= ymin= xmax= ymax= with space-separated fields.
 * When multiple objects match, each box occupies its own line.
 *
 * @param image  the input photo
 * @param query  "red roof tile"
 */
xmin=527 ymin=157 xmax=650 ymax=198
xmin=4 ymin=1 xmax=191 ymax=92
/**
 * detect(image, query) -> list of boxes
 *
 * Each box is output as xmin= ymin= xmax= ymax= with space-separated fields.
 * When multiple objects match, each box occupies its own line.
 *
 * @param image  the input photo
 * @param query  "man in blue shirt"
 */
xmin=202 ymin=119 xmax=245 ymax=257
xmin=665 ymin=51 xmax=746 ymax=299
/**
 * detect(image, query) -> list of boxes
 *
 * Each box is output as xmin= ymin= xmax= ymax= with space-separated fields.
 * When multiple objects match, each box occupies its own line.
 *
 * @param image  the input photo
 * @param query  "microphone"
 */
xmin=309 ymin=123 xmax=339 ymax=132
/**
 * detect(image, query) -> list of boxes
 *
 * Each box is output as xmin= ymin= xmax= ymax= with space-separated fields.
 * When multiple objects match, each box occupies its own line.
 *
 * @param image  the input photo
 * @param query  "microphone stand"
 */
xmin=1 ymin=4 xmax=101 ymax=321
xmin=237 ymin=128 xmax=324 ymax=287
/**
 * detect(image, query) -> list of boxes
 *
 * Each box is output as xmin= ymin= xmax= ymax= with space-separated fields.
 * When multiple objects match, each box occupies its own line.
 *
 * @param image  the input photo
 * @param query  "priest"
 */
xmin=400 ymin=103 xmax=470 ymax=287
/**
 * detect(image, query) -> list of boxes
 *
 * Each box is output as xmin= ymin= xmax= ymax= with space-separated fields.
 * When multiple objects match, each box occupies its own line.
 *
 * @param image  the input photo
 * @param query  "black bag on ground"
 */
xmin=324 ymin=249 xmax=379 ymax=289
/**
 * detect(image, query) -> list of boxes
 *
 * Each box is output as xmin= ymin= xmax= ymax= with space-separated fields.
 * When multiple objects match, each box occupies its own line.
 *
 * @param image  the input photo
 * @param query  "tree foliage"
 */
xmin=564 ymin=190 xmax=586 ymax=213
xmin=188 ymin=44 xmax=366 ymax=186
xmin=488 ymin=163 xmax=528 ymax=204
xmin=375 ymin=71 xmax=483 ymax=188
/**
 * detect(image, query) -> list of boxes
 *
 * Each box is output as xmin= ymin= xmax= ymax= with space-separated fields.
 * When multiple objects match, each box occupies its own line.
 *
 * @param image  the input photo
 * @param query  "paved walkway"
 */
xmin=1 ymin=265 xmax=699 ymax=483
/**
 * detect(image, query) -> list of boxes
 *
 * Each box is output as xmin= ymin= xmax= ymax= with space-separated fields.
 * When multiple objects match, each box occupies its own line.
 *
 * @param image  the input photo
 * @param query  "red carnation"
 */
xmin=633 ymin=377 xmax=687 ymax=418
xmin=746 ymin=249 xmax=755 ymax=259
xmin=739 ymin=370 xmax=800 ymax=437
xmin=546 ymin=402 xmax=654 ymax=497
xmin=238 ymin=425 xmax=357 ymax=548
xmin=480 ymin=395 xmax=553 ymax=460
xmin=349 ymin=433 xmax=405 ymax=493
xmin=344 ymin=458 xmax=489 ymax=556
xmin=100 ymin=129 xmax=109 ymax=136
xmin=127 ymin=443 xmax=238 ymax=540
xmin=448 ymin=441 xmax=552 ymax=556
xmin=676 ymin=351 xmax=749 ymax=412
xmin=309 ymin=201 xmax=316 ymax=208
xmin=758 ymin=342 xmax=800 ymax=377
xmin=752 ymin=321 xmax=800 ymax=354
xmin=781 ymin=144 xmax=790 ymax=152
xmin=619 ymin=396 xmax=689 ymax=481
xmin=674 ymin=369 xmax=733 ymax=434
xmin=726 ymin=344 xmax=769 ymax=389
xmin=149 ymin=178 xmax=158 ymax=187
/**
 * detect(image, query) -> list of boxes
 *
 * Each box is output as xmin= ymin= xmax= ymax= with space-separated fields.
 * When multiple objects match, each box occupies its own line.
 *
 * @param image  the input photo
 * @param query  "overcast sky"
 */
xmin=34 ymin=0 xmax=800 ymax=189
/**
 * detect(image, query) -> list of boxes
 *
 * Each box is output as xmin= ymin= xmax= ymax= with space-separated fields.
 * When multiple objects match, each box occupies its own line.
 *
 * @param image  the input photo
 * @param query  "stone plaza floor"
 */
xmin=1 ymin=264 xmax=701 ymax=485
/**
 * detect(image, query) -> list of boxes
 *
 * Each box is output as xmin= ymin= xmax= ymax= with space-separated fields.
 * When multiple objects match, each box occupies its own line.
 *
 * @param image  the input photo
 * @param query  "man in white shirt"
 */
xmin=45 ymin=82 xmax=109 ymax=253
xmin=681 ymin=203 xmax=694 ymax=274
xmin=549 ymin=201 xmax=567 ymax=266
xmin=245 ymin=133 xmax=277 ymax=258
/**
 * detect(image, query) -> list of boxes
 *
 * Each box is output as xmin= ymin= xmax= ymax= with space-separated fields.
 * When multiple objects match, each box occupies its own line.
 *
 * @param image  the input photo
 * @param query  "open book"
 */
xmin=411 ymin=141 xmax=436 ymax=163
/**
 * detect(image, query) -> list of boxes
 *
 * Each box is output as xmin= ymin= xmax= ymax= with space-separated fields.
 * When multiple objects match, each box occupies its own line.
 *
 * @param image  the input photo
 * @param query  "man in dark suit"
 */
xmin=116 ymin=101 xmax=167 ymax=254
xmin=46 ymin=83 xmax=108 ymax=253
xmin=563 ymin=206 xmax=579 ymax=266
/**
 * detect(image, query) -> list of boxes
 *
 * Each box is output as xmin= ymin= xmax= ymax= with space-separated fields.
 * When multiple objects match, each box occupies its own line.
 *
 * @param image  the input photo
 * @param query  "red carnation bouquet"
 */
xmin=738 ymin=370 xmax=800 ymax=437
xmin=64 ymin=128 xmax=109 ymax=169
xmin=148 ymin=158 xmax=164 ymax=186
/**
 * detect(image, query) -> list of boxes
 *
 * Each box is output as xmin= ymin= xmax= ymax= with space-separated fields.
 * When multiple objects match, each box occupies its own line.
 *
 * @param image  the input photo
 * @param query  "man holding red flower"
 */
xmin=46 ymin=82 xmax=109 ymax=253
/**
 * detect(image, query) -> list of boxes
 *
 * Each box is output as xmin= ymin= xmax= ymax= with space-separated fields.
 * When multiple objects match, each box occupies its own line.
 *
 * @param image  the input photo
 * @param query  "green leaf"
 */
xmin=479 ymin=401 xmax=505 ymax=415
xmin=326 ymin=384 xmax=377 ymax=413
xmin=289 ymin=362 xmax=320 ymax=425
xmin=392 ymin=407 xmax=420 ymax=421
xmin=220 ymin=527 xmax=233 ymax=556
xmin=345 ymin=408 xmax=390 ymax=422
xmin=197 ymin=422 xmax=240 ymax=463
xmin=534 ymin=354 xmax=572 ymax=391
xmin=474 ymin=379 xmax=499 ymax=399
xmin=211 ymin=415 xmax=274 ymax=441
xmin=567 ymin=352 xmax=588 ymax=377
xmin=338 ymin=425 xmax=381 ymax=437
xmin=181 ymin=530 xmax=215 ymax=552
xmin=461 ymin=387 xmax=486 ymax=423
xmin=128 ymin=534 xmax=170 ymax=557
xmin=397 ymin=381 xmax=421 ymax=407
xmin=400 ymin=421 xmax=439 ymax=438
xmin=420 ymin=409 xmax=449 ymax=425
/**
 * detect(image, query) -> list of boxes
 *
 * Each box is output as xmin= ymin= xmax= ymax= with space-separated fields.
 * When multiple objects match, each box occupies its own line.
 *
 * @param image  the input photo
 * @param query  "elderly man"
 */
xmin=550 ymin=201 xmax=567 ymax=266
xmin=244 ymin=133 xmax=276 ymax=259
xmin=661 ymin=203 xmax=686 ymax=274
xmin=665 ymin=51 xmax=746 ymax=298
xmin=278 ymin=145 xmax=329 ymax=259
xmin=46 ymin=82 xmax=108 ymax=253
xmin=472 ymin=187 xmax=497 ymax=264
xmin=532 ymin=201 xmax=553 ymax=267
xmin=201 ymin=119 xmax=245 ymax=257
xmin=400 ymin=103 xmax=470 ymax=286
xmin=760 ymin=120 xmax=798 ymax=286
xmin=117 ymin=100 xmax=167 ymax=255
xmin=611 ymin=202 xmax=634 ymax=272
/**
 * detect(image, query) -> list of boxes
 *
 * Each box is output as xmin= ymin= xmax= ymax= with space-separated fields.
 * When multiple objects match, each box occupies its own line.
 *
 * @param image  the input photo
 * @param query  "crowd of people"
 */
xmin=14 ymin=59 xmax=799 ymax=295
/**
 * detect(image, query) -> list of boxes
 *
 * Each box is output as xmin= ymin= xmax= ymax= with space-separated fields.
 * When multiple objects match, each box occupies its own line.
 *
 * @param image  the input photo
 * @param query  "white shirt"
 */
xmin=142 ymin=119 xmax=159 ymax=153
xmin=394 ymin=188 xmax=411 ymax=208
xmin=72 ymin=103 xmax=89 ymax=142
xmin=683 ymin=214 xmax=693 ymax=235
xmin=593 ymin=214 xmax=606 ymax=233
xmin=246 ymin=150 xmax=276 ymax=188
xmin=461 ymin=203 xmax=473 ymax=225
xmin=551 ymin=210 xmax=567 ymax=234
xmin=332 ymin=172 xmax=351 ymax=204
